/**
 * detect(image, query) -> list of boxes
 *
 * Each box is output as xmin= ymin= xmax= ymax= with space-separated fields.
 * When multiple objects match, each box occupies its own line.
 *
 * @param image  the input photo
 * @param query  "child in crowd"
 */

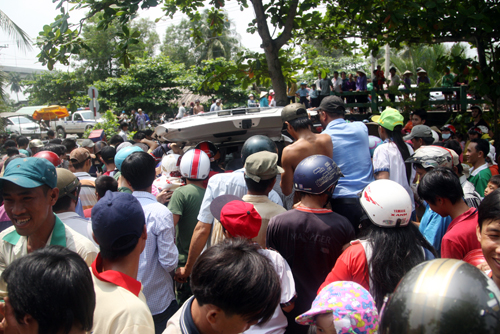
xmin=295 ymin=281 xmax=379 ymax=334
xmin=484 ymin=174 xmax=500 ymax=197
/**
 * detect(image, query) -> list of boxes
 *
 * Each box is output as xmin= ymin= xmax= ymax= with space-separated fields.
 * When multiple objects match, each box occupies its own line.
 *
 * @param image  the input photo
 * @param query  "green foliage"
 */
xmin=161 ymin=10 xmax=240 ymax=68
xmin=22 ymin=70 xmax=88 ymax=111
xmin=181 ymin=58 xmax=247 ymax=107
xmin=93 ymin=55 xmax=184 ymax=116
xmin=83 ymin=110 xmax=120 ymax=139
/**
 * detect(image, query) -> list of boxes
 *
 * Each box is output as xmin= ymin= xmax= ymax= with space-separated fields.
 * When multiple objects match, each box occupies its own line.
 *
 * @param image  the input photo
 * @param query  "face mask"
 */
xmin=442 ymin=133 xmax=451 ymax=139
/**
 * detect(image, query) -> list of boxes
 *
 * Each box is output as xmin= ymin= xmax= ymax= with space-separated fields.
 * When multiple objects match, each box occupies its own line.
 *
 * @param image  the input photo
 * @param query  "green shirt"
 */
xmin=167 ymin=184 xmax=205 ymax=265
xmin=468 ymin=167 xmax=491 ymax=196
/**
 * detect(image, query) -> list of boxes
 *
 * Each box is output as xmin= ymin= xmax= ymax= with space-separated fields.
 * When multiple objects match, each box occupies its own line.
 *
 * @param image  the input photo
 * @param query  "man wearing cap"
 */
xmin=280 ymin=103 xmax=333 ymax=198
xmin=90 ymin=191 xmax=155 ymax=334
xmin=174 ymin=135 xmax=283 ymax=284
xmin=28 ymin=139 xmax=44 ymax=156
xmin=70 ymin=148 xmax=97 ymax=211
xmin=317 ymin=96 xmax=374 ymax=232
xmin=295 ymin=83 xmax=309 ymax=108
xmin=209 ymin=196 xmax=296 ymax=334
xmin=248 ymin=94 xmax=259 ymax=108
xmin=53 ymin=168 xmax=95 ymax=244
xmin=243 ymin=151 xmax=287 ymax=247
xmin=81 ymin=138 xmax=99 ymax=176
xmin=404 ymin=125 xmax=434 ymax=151
xmin=121 ymin=151 xmax=179 ymax=333
xmin=0 ymin=157 xmax=98 ymax=298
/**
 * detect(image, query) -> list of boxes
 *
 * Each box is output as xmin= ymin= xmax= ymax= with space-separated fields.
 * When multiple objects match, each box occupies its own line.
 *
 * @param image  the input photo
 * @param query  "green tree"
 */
xmin=161 ymin=10 xmax=240 ymax=67
xmin=0 ymin=10 xmax=32 ymax=101
xmin=161 ymin=18 xmax=197 ymax=67
xmin=22 ymin=70 xmax=87 ymax=111
xmin=182 ymin=58 xmax=248 ymax=107
xmin=93 ymin=55 xmax=184 ymax=116
xmin=75 ymin=15 xmax=160 ymax=84
xmin=37 ymin=0 xmax=326 ymax=106
xmin=8 ymin=73 xmax=23 ymax=102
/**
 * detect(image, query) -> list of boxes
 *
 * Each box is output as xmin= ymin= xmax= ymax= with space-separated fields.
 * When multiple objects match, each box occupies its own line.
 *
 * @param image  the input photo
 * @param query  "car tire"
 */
xmin=85 ymin=125 xmax=94 ymax=131
xmin=56 ymin=127 xmax=66 ymax=138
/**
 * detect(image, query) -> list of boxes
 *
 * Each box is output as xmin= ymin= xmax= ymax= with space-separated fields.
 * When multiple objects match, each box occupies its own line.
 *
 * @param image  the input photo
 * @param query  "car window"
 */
xmin=79 ymin=111 xmax=100 ymax=120
xmin=73 ymin=113 xmax=83 ymax=121
xmin=8 ymin=117 xmax=32 ymax=124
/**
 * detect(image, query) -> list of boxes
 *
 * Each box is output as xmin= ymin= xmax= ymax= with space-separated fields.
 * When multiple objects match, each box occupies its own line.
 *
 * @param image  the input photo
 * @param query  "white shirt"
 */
xmin=389 ymin=74 xmax=400 ymax=87
xmin=133 ymin=191 xmax=178 ymax=315
xmin=331 ymin=77 xmax=342 ymax=93
xmin=373 ymin=141 xmax=415 ymax=210
xmin=197 ymin=168 xmax=283 ymax=224
xmin=119 ymin=129 xmax=128 ymax=141
xmin=270 ymin=98 xmax=276 ymax=107
xmin=56 ymin=211 xmax=95 ymax=245
xmin=176 ymin=106 xmax=186 ymax=119
xmin=245 ymin=248 xmax=295 ymax=334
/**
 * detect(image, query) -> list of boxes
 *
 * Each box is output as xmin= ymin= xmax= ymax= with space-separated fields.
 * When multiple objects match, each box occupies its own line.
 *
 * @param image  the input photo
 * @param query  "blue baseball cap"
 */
xmin=91 ymin=191 xmax=145 ymax=252
xmin=0 ymin=157 xmax=57 ymax=189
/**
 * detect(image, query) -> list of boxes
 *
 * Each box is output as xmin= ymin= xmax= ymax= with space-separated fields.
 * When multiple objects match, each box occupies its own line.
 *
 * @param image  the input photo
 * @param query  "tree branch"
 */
xmin=275 ymin=0 xmax=299 ymax=49
xmin=250 ymin=0 xmax=273 ymax=49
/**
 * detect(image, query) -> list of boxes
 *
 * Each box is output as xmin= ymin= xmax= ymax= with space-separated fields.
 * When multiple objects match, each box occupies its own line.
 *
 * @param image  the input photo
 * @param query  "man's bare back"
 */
xmin=280 ymin=132 xmax=333 ymax=196
xmin=193 ymin=104 xmax=204 ymax=114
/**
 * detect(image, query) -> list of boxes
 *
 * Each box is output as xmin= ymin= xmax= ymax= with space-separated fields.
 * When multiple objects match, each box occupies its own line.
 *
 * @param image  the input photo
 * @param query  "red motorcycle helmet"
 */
xmin=34 ymin=151 xmax=61 ymax=167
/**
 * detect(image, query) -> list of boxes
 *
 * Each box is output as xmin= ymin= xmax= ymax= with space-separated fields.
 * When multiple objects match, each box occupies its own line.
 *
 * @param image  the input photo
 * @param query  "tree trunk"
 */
xmin=250 ymin=0 xmax=299 ymax=107
xmin=264 ymin=46 xmax=288 ymax=106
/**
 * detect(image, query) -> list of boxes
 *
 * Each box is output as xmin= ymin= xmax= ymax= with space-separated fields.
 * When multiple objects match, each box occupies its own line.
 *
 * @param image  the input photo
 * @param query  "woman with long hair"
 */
xmin=318 ymin=180 xmax=437 ymax=310
xmin=372 ymin=107 xmax=415 ymax=213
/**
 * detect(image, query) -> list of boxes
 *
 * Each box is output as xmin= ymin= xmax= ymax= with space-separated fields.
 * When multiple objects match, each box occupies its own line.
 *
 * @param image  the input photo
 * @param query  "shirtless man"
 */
xmin=193 ymin=99 xmax=204 ymax=114
xmin=280 ymin=103 xmax=333 ymax=197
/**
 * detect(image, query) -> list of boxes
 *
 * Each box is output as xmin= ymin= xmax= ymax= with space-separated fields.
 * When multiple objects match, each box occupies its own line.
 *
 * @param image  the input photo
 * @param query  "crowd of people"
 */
xmin=0 ymin=95 xmax=499 ymax=334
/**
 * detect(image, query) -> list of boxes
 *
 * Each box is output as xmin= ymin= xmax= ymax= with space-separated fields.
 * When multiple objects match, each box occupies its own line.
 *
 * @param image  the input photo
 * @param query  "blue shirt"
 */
xmin=296 ymin=88 xmax=309 ymax=97
xmin=260 ymin=97 xmax=269 ymax=107
xmin=309 ymin=89 xmax=319 ymax=99
xmin=419 ymin=202 xmax=452 ymax=254
xmin=322 ymin=119 xmax=374 ymax=198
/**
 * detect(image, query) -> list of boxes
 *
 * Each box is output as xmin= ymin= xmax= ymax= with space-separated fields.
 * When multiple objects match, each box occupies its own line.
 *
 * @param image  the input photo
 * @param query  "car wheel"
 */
xmin=85 ymin=125 xmax=94 ymax=131
xmin=56 ymin=127 xmax=66 ymax=138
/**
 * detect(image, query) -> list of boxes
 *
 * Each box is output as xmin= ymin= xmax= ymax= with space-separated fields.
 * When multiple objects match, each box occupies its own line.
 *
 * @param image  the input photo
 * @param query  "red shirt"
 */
xmin=318 ymin=242 xmax=370 ymax=293
xmin=441 ymin=207 xmax=480 ymax=260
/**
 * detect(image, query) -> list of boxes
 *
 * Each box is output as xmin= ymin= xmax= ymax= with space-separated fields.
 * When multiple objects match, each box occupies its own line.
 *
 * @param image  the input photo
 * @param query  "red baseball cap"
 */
xmin=210 ymin=195 xmax=262 ymax=239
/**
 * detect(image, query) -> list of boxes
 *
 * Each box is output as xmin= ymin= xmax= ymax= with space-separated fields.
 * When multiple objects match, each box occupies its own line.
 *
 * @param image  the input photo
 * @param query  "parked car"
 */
xmin=1 ymin=113 xmax=49 ymax=138
xmin=51 ymin=110 xmax=103 ymax=137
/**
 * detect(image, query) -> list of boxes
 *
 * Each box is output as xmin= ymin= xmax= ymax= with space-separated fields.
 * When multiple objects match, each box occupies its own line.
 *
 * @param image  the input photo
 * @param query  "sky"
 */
xmin=0 ymin=0 xmax=265 ymax=71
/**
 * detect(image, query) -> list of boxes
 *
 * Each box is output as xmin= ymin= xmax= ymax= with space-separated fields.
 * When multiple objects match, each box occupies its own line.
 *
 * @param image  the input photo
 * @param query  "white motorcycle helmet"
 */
xmin=360 ymin=179 xmax=412 ymax=228
xmin=180 ymin=149 xmax=210 ymax=180
xmin=161 ymin=154 xmax=181 ymax=177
